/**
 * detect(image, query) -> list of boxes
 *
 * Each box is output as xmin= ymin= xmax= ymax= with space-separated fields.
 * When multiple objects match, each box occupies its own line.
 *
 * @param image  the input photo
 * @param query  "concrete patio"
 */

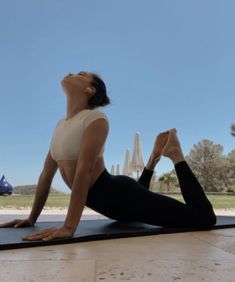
xmin=0 ymin=213 xmax=235 ymax=282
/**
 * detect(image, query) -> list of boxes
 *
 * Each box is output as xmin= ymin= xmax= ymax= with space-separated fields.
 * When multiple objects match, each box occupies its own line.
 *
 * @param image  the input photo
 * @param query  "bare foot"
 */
xmin=145 ymin=131 xmax=169 ymax=171
xmin=151 ymin=131 xmax=169 ymax=160
xmin=162 ymin=129 xmax=185 ymax=164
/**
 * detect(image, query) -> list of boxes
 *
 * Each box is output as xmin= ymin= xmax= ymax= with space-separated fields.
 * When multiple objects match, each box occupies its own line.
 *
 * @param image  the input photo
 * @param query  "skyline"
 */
xmin=2 ymin=129 xmax=234 ymax=191
xmin=0 ymin=0 xmax=235 ymax=192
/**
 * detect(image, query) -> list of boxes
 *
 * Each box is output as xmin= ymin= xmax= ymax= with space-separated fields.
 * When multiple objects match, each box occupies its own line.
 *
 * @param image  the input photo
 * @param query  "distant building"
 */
xmin=116 ymin=164 xmax=120 ymax=175
xmin=111 ymin=132 xmax=145 ymax=179
xmin=123 ymin=149 xmax=133 ymax=177
xmin=131 ymin=132 xmax=144 ymax=179
xmin=110 ymin=164 xmax=115 ymax=175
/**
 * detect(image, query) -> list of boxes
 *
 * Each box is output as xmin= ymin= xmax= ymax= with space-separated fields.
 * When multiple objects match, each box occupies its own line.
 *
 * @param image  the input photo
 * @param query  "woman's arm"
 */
xmin=0 ymin=151 xmax=58 ymax=228
xmin=28 ymin=151 xmax=58 ymax=224
xmin=64 ymin=118 xmax=109 ymax=233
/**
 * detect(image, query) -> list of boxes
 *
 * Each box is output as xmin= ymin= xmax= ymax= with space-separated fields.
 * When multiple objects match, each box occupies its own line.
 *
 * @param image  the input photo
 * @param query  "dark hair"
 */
xmin=88 ymin=73 xmax=110 ymax=109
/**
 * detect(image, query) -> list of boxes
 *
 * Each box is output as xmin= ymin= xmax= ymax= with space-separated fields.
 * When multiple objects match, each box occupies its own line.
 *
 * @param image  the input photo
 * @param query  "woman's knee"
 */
xmin=207 ymin=210 xmax=217 ymax=226
xmin=200 ymin=209 xmax=217 ymax=228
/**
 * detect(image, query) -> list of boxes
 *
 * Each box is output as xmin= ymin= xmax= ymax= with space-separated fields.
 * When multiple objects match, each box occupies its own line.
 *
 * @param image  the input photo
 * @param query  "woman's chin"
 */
xmin=61 ymin=79 xmax=68 ymax=87
xmin=61 ymin=80 xmax=69 ymax=92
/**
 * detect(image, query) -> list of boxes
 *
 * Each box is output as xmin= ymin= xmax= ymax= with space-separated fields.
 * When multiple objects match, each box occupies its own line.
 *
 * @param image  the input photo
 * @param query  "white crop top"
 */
xmin=50 ymin=109 xmax=108 ymax=161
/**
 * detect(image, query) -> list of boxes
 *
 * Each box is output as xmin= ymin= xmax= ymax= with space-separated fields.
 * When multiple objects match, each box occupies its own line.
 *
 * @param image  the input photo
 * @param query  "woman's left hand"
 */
xmin=22 ymin=226 xmax=74 ymax=241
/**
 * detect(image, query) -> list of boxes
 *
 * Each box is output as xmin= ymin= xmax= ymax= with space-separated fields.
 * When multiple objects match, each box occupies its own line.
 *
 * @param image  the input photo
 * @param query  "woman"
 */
xmin=0 ymin=71 xmax=216 ymax=241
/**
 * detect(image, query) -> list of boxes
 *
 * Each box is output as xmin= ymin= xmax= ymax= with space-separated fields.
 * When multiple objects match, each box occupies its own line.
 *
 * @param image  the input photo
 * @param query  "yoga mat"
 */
xmin=0 ymin=216 xmax=235 ymax=250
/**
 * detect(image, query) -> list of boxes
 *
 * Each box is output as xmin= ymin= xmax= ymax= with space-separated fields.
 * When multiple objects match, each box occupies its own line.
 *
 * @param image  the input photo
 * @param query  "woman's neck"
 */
xmin=66 ymin=96 xmax=89 ymax=119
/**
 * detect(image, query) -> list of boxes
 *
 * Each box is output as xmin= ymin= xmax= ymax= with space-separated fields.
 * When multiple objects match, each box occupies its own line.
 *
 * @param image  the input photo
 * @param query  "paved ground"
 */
xmin=0 ymin=212 xmax=235 ymax=281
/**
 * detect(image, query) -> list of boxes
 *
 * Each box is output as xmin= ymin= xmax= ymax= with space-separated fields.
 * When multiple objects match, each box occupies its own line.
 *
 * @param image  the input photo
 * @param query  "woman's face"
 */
xmin=61 ymin=71 xmax=94 ymax=94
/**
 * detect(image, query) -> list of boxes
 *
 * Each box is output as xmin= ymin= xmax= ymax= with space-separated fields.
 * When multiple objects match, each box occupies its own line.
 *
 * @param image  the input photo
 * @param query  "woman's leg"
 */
xmin=118 ymin=162 xmax=216 ymax=228
xmin=87 ymin=170 xmax=216 ymax=228
xmin=162 ymin=129 xmax=215 ymax=211
xmin=87 ymin=129 xmax=216 ymax=228
xmin=138 ymin=129 xmax=217 ymax=227
xmin=174 ymin=161 xmax=214 ymax=210
xmin=137 ymin=167 xmax=154 ymax=188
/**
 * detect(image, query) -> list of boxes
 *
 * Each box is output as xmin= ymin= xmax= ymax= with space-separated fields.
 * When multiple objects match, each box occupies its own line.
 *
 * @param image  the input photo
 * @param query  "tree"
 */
xmin=158 ymin=172 xmax=177 ymax=192
xmin=225 ymin=150 xmax=235 ymax=191
xmin=231 ymin=124 xmax=235 ymax=137
xmin=186 ymin=139 xmax=227 ymax=192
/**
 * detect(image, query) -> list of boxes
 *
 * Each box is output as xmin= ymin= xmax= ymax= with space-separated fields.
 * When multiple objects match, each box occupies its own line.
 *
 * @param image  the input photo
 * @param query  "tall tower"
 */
xmin=131 ymin=132 xmax=144 ymax=179
xmin=123 ymin=149 xmax=133 ymax=177
xmin=110 ymin=165 xmax=115 ymax=175
xmin=116 ymin=164 xmax=120 ymax=175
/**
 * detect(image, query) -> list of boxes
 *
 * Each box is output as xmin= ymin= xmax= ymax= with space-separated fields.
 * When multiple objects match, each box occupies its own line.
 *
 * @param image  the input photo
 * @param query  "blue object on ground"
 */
xmin=0 ymin=175 xmax=13 ymax=195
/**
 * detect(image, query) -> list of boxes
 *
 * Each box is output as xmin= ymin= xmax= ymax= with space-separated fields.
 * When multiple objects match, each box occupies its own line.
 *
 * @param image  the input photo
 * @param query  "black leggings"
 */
xmin=86 ymin=161 xmax=216 ymax=228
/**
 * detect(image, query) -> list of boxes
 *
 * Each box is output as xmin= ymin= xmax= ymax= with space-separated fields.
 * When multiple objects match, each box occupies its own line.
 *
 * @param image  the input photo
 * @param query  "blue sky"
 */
xmin=0 ymin=0 xmax=235 ymax=193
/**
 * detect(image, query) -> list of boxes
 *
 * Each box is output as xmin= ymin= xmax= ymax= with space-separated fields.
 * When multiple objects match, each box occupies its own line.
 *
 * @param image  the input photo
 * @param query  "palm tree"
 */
xmin=231 ymin=124 xmax=235 ymax=137
xmin=158 ymin=173 xmax=177 ymax=193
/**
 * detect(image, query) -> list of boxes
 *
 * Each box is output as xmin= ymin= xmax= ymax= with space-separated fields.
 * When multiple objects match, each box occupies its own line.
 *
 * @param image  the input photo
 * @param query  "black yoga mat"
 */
xmin=1 ymin=216 xmax=235 ymax=250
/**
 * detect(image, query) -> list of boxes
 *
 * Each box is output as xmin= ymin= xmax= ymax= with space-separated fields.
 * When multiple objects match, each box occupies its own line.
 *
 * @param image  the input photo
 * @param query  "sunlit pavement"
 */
xmin=0 ymin=213 xmax=235 ymax=282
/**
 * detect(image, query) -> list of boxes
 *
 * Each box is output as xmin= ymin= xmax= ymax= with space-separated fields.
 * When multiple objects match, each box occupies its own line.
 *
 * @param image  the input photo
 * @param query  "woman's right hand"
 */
xmin=0 ymin=218 xmax=34 ymax=228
